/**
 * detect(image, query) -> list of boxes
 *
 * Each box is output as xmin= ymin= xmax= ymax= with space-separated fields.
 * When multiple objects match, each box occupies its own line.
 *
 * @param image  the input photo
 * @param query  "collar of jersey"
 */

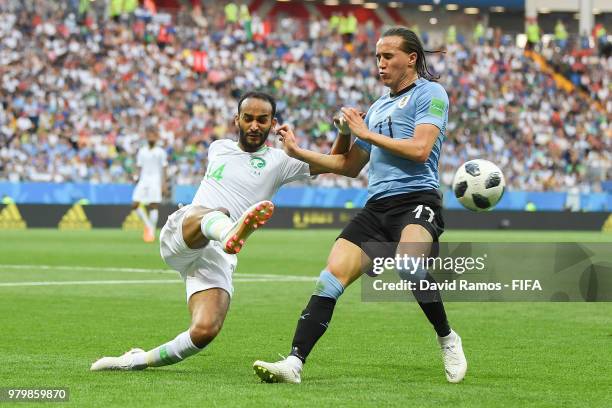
xmin=235 ymin=141 xmax=269 ymax=154
xmin=389 ymin=80 xmax=418 ymax=98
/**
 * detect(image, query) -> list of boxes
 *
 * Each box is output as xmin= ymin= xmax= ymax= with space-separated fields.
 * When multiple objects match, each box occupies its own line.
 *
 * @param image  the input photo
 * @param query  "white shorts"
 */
xmin=160 ymin=204 xmax=236 ymax=301
xmin=132 ymin=180 xmax=162 ymax=204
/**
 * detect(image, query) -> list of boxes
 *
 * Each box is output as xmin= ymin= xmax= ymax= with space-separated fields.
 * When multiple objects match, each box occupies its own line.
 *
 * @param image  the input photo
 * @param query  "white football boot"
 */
xmin=437 ymin=330 xmax=467 ymax=383
xmin=90 ymin=348 xmax=146 ymax=371
xmin=222 ymin=200 xmax=274 ymax=254
xmin=253 ymin=356 xmax=303 ymax=384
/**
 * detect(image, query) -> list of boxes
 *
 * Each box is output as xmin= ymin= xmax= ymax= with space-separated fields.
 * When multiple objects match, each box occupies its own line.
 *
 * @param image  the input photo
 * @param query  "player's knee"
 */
xmin=182 ymin=210 xmax=210 ymax=249
xmin=313 ymin=269 xmax=344 ymax=300
xmin=326 ymin=257 xmax=357 ymax=287
xmin=190 ymin=320 xmax=223 ymax=347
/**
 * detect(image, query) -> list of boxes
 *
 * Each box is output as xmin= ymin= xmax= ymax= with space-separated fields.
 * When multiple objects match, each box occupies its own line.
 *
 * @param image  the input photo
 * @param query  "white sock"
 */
xmin=149 ymin=209 xmax=159 ymax=229
xmin=286 ymin=355 xmax=303 ymax=371
xmin=133 ymin=330 xmax=202 ymax=368
xmin=136 ymin=207 xmax=152 ymax=229
xmin=200 ymin=210 xmax=233 ymax=241
xmin=438 ymin=329 xmax=457 ymax=344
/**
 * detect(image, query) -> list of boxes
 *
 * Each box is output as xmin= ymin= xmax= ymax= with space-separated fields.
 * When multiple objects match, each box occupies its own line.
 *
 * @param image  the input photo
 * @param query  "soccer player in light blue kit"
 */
xmin=254 ymin=27 xmax=467 ymax=384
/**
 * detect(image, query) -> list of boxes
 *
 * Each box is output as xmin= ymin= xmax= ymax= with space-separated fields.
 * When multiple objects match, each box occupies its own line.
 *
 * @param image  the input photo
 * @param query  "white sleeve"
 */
xmin=279 ymin=153 xmax=311 ymax=186
xmin=207 ymin=140 xmax=219 ymax=159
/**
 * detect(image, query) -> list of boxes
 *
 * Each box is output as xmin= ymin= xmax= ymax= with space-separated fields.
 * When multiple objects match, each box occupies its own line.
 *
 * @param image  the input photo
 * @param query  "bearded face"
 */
xmin=236 ymin=98 xmax=276 ymax=152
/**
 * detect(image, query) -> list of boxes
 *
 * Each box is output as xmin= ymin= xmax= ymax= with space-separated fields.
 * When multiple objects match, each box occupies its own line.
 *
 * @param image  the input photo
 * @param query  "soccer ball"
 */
xmin=452 ymin=159 xmax=505 ymax=211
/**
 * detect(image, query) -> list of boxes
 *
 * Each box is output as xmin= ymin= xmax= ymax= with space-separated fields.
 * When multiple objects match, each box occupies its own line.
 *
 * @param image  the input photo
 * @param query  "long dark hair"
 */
xmin=381 ymin=26 xmax=443 ymax=81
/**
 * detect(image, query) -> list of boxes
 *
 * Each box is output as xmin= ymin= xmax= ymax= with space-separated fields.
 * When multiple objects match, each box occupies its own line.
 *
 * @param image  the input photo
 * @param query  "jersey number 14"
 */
xmin=207 ymin=164 xmax=225 ymax=181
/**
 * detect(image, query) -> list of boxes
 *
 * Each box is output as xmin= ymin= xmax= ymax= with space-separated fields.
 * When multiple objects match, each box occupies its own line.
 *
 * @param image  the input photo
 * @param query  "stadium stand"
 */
xmin=0 ymin=0 xmax=609 ymax=194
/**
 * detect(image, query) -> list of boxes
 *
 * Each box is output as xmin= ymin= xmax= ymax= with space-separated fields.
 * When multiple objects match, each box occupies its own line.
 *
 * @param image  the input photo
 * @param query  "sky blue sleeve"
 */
xmin=355 ymin=106 xmax=373 ymax=153
xmin=355 ymin=138 xmax=371 ymax=153
xmin=414 ymin=83 xmax=449 ymax=131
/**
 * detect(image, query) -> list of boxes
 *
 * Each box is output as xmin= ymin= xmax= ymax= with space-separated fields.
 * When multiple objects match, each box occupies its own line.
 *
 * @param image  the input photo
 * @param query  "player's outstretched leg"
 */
xmin=200 ymin=200 xmax=274 ymax=254
xmin=91 ymin=288 xmax=229 ymax=371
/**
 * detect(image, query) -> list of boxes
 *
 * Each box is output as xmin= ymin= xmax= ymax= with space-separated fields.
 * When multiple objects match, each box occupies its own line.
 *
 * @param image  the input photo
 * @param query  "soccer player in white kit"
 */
xmin=131 ymin=131 xmax=168 ymax=242
xmin=91 ymin=92 xmax=318 ymax=371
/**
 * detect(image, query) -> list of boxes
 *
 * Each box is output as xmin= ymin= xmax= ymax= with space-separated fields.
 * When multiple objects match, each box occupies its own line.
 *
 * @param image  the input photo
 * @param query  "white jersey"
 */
xmin=192 ymin=140 xmax=310 ymax=221
xmin=137 ymin=145 xmax=167 ymax=183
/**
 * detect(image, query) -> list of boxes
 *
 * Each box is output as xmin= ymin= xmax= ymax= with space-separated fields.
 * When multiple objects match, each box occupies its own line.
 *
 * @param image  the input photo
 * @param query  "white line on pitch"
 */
xmin=0 ymin=264 xmax=314 ymax=281
xmin=0 ymin=277 xmax=315 ymax=287
xmin=0 ymin=264 xmax=174 ymax=274
xmin=0 ymin=280 xmax=181 ymax=287
xmin=0 ymin=264 xmax=175 ymax=274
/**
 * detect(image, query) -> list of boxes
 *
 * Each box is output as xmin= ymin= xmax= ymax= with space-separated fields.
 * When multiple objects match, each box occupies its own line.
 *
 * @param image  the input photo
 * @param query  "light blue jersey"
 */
xmin=356 ymin=78 xmax=448 ymax=201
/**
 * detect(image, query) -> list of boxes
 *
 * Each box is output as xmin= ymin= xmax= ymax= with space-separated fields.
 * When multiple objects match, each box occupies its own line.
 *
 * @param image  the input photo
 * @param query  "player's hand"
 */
xmin=276 ymin=124 xmax=301 ymax=158
xmin=333 ymin=111 xmax=351 ymax=135
xmin=341 ymin=108 xmax=370 ymax=141
xmin=333 ymin=110 xmax=366 ymax=136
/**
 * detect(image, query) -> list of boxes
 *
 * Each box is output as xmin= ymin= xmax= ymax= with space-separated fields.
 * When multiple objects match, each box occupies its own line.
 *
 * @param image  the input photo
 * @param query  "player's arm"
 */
xmin=304 ymin=143 xmax=369 ymax=177
xmin=329 ymin=132 xmax=351 ymax=155
xmin=277 ymin=124 xmax=368 ymax=177
xmin=341 ymin=107 xmax=439 ymax=163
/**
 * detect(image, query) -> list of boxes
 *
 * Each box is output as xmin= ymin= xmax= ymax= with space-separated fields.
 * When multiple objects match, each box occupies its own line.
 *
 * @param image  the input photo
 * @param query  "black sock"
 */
xmin=412 ymin=273 xmax=451 ymax=337
xmin=417 ymin=301 xmax=451 ymax=337
xmin=289 ymin=295 xmax=337 ymax=363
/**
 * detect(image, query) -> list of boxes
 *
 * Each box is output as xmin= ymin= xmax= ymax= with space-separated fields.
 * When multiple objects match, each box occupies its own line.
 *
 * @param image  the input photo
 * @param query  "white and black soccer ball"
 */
xmin=452 ymin=159 xmax=505 ymax=211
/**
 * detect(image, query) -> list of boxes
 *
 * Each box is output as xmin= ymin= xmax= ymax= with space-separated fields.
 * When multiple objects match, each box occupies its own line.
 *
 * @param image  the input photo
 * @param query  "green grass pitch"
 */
xmin=0 ymin=229 xmax=611 ymax=407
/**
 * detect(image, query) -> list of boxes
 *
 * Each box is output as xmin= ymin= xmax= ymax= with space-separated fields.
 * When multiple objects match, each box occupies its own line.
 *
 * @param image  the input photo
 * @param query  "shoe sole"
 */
xmin=253 ymin=364 xmax=280 ymax=383
xmin=253 ymin=361 xmax=300 ymax=384
xmin=224 ymin=201 xmax=274 ymax=254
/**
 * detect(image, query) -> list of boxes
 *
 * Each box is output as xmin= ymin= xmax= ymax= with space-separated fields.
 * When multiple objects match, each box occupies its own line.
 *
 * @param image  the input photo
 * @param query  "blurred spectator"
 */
xmin=554 ymin=20 xmax=568 ymax=50
xmin=526 ymin=17 xmax=540 ymax=51
xmin=473 ymin=21 xmax=484 ymax=46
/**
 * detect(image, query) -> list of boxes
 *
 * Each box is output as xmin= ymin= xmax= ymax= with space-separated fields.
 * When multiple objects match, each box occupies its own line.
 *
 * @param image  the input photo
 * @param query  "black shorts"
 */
xmin=338 ymin=189 xmax=445 ymax=260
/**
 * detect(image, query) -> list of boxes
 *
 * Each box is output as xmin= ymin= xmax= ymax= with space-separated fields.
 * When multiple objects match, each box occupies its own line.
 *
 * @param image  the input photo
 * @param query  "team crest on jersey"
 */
xmin=249 ymin=157 xmax=266 ymax=176
xmin=398 ymin=95 xmax=411 ymax=109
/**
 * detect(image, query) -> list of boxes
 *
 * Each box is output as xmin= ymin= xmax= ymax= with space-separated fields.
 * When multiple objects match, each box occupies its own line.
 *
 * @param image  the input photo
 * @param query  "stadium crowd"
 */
xmin=0 ymin=0 xmax=609 ymax=193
